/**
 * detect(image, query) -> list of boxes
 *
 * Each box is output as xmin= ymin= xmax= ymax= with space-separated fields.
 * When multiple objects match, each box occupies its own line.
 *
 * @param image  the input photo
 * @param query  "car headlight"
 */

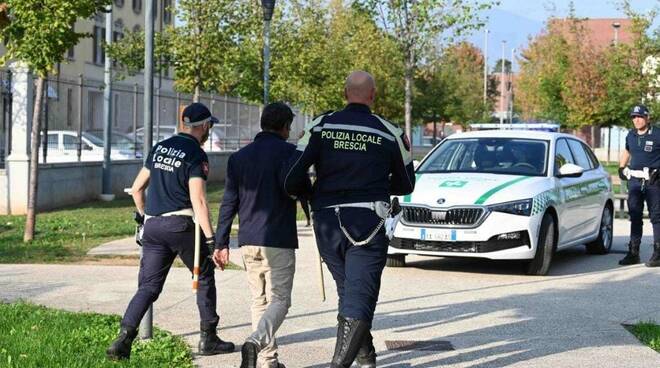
xmin=488 ymin=199 xmax=533 ymax=216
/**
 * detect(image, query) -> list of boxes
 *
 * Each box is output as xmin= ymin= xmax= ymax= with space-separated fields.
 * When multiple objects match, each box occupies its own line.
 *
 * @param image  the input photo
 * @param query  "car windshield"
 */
xmin=418 ymin=138 xmax=549 ymax=176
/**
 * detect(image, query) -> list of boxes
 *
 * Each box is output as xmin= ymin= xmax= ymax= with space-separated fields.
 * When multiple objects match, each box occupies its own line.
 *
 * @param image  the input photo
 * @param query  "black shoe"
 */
xmin=619 ymin=241 xmax=640 ymax=265
xmin=199 ymin=322 xmax=235 ymax=355
xmin=330 ymin=315 xmax=370 ymax=368
xmin=106 ymin=325 xmax=137 ymax=361
xmin=240 ymin=341 xmax=259 ymax=368
xmin=356 ymin=331 xmax=376 ymax=368
xmin=646 ymin=242 xmax=660 ymax=267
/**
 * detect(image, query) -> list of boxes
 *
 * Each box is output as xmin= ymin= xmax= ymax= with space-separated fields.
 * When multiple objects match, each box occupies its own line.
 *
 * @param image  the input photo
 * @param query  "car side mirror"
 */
xmin=558 ymin=163 xmax=584 ymax=178
xmin=413 ymin=160 xmax=420 ymax=170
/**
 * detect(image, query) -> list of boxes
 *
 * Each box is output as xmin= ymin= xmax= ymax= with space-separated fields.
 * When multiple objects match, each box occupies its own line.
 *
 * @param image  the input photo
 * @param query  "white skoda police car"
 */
xmin=388 ymin=130 xmax=614 ymax=275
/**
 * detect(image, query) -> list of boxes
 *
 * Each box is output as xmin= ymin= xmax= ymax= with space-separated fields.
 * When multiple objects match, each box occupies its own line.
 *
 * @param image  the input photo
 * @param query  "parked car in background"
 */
xmin=129 ymin=125 xmax=227 ymax=152
xmin=86 ymin=130 xmax=142 ymax=159
xmin=39 ymin=130 xmax=137 ymax=163
xmin=388 ymin=130 xmax=614 ymax=276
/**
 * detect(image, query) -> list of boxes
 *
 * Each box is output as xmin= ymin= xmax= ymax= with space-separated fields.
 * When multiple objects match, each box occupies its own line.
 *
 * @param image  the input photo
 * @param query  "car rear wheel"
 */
xmin=386 ymin=254 xmax=406 ymax=267
xmin=586 ymin=205 xmax=613 ymax=255
xmin=525 ymin=213 xmax=555 ymax=276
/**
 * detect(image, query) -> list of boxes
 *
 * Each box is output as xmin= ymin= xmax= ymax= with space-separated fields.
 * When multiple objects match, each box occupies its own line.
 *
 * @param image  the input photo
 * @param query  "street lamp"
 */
xmin=499 ymin=40 xmax=506 ymax=128
xmin=483 ymin=28 xmax=489 ymax=106
xmin=261 ymin=0 xmax=276 ymax=105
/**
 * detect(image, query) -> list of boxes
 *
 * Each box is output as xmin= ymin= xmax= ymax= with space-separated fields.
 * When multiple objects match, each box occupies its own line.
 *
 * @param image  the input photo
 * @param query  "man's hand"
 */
xmin=618 ymin=166 xmax=630 ymax=181
xmin=212 ymin=248 xmax=229 ymax=271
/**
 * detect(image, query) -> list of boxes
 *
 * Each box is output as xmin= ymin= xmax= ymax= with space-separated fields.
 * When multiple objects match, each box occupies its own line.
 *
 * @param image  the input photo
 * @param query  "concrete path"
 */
xmin=2 ymin=220 xmax=660 ymax=367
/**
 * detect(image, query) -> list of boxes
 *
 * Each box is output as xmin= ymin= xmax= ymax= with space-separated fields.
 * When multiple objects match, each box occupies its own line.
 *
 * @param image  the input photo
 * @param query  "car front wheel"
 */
xmin=525 ymin=213 xmax=556 ymax=276
xmin=586 ymin=205 xmax=613 ymax=255
xmin=386 ymin=254 xmax=406 ymax=267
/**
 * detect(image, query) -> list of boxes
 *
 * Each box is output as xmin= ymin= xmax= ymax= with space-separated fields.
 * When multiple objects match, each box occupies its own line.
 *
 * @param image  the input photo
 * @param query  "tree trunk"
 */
xmin=193 ymin=84 xmax=200 ymax=103
xmin=23 ymin=76 xmax=45 ymax=242
xmin=404 ymin=50 xmax=414 ymax=152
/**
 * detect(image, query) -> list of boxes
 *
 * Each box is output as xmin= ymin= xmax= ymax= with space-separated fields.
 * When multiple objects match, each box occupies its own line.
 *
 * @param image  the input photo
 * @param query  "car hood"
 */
xmin=401 ymin=172 xmax=549 ymax=207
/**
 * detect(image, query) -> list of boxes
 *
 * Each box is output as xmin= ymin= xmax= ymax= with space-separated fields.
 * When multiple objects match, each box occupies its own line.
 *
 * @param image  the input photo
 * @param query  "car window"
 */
xmin=40 ymin=133 xmax=59 ymax=150
xmin=567 ymin=139 xmax=593 ymax=170
xmin=554 ymin=139 xmax=574 ymax=175
xmin=418 ymin=138 xmax=548 ymax=176
xmin=63 ymin=134 xmax=79 ymax=150
xmin=582 ymin=142 xmax=600 ymax=169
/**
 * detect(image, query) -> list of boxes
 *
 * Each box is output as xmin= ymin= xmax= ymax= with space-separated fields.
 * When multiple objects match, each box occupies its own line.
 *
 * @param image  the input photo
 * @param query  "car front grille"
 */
xmin=401 ymin=206 xmax=484 ymax=226
xmin=390 ymin=231 xmax=530 ymax=253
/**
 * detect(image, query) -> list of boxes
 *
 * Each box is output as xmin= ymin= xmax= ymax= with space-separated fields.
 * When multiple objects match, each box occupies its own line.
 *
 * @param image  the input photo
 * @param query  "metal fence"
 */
xmin=0 ymin=72 xmax=310 ymax=167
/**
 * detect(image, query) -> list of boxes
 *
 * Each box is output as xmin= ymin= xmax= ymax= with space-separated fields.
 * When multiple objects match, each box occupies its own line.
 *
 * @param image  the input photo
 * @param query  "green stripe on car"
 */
xmin=474 ymin=176 xmax=532 ymax=205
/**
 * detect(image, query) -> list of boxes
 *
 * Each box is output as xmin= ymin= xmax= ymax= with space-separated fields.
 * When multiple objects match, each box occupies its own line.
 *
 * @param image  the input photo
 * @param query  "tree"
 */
xmin=268 ymin=0 xmax=405 ymax=117
xmin=601 ymin=1 xmax=659 ymax=127
xmin=492 ymin=58 xmax=511 ymax=74
xmin=414 ymin=42 xmax=491 ymax=127
xmin=0 ymin=0 xmax=110 ymax=242
xmin=516 ymin=24 xmax=570 ymax=124
xmin=360 ymin=0 xmax=495 ymax=143
xmin=107 ymin=0 xmax=256 ymax=101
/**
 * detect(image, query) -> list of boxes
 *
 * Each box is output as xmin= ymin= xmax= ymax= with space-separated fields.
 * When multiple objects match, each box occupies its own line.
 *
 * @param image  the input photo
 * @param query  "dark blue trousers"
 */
xmin=313 ymin=207 xmax=388 ymax=323
xmin=628 ymin=178 xmax=660 ymax=243
xmin=121 ymin=216 xmax=219 ymax=329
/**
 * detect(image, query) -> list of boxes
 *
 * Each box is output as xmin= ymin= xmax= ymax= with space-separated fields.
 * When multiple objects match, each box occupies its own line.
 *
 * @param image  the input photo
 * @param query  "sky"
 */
xmin=466 ymin=0 xmax=660 ymax=69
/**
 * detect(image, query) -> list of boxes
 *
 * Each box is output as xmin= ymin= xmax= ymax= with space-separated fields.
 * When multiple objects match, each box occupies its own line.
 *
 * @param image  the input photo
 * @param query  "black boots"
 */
xmin=240 ymin=341 xmax=259 ymax=368
xmin=646 ymin=242 xmax=660 ymax=267
xmin=330 ymin=315 xmax=370 ymax=368
xmin=619 ymin=240 xmax=641 ymax=265
xmin=106 ymin=325 xmax=138 ymax=360
xmin=356 ymin=331 xmax=377 ymax=368
xmin=199 ymin=321 xmax=235 ymax=355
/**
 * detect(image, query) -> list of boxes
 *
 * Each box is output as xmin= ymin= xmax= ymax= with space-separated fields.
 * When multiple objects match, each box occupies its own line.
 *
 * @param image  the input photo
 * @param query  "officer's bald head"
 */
xmin=344 ymin=71 xmax=376 ymax=106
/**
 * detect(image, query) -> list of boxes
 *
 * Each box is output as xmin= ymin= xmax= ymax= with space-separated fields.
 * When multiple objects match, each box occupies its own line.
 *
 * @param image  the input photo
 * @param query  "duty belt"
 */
xmin=145 ymin=208 xmax=194 ymax=221
xmin=325 ymin=201 xmax=391 ymax=246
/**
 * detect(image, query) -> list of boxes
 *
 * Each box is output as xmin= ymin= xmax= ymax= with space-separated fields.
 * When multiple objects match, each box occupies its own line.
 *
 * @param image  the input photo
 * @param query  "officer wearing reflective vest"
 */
xmin=107 ymin=103 xmax=235 ymax=360
xmin=618 ymin=104 xmax=660 ymax=267
xmin=284 ymin=71 xmax=415 ymax=367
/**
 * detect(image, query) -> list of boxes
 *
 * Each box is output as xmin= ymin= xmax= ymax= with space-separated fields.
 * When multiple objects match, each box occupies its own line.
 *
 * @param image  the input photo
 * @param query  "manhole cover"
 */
xmin=385 ymin=340 xmax=454 ymax=351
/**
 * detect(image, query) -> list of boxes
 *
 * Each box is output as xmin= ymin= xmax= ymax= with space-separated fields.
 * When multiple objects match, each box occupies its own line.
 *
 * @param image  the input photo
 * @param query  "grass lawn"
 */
xmin=0 ymin=182 xmax=309 ymax=264
xmin=630 ymin=322 xmax=660 ymax=353
xmin=0 ymin=302 xmax=193 ymax=367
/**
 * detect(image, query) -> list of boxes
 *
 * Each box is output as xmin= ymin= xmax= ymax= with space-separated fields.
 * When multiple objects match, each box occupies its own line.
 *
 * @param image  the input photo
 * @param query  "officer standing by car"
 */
xmin=106 ymin=103 xmax=235 ymax=360
xmin=284 ymin=71 xmax=415 ymax=368
xmin=618 ymin=104 xmax=660 ymax=267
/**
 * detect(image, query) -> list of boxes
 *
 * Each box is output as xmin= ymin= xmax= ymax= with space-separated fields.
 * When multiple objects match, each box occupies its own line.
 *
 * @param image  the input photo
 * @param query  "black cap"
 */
xmin=181 ymin=102 xmax=218 ymax=127
xmin=630 ymin=104 xmax=649 ymax=118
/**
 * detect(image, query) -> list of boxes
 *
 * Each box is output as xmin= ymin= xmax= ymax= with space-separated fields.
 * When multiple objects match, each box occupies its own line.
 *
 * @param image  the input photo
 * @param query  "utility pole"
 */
xmin=140 ymin=0 xmax=155 ymax=340
xmin=509 ymin=48 xmax=515 ymax=125
xmin=261 ymin=1 xmax=276 ymax=105
xmin=101 ymin=4 xmax=114 ymax=201
xmin=610 ymin=21 xmax=621 ymax=163
xmin=483 ymin=28 xmax=489 ymax=106
xmin=499 ymin=40 xmax=506 ymax=128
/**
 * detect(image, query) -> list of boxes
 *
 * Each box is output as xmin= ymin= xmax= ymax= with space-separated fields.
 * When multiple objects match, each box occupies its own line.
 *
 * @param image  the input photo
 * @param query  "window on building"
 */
xmin=132 ymin=0 xmax=142 ymax=14
xmin=66 ymin=89 xmax=73 ymax=127
xmin=67 ymin=25 xmax=75 ymax=60
xmin=115 ymin=0 xmax=124 ymax=8
xmin=92 ymin=25 xmax=105 ymax=65
xmin=163 ymin=0 xmax=173 ymax=24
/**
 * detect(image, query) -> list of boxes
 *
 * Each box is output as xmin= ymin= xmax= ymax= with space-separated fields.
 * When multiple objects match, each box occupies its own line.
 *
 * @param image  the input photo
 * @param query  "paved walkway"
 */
xmin=2 ymin=220 xmax=660 ymax=367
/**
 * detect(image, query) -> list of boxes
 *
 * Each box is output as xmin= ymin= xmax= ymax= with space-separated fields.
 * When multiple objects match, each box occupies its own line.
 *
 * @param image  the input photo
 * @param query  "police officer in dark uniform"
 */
xmin=618 ymin=104 xmax=660 ymax=267
xmin=284 ymin=71 xmax=415 ymax=367
xmin=107 ymin=103 xmax=235 ymax=360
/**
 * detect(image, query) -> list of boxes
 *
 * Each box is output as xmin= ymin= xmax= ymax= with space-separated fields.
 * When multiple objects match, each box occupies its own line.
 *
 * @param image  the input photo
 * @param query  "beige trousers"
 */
xmin=241 ymin=246 xmax=295 ymax=368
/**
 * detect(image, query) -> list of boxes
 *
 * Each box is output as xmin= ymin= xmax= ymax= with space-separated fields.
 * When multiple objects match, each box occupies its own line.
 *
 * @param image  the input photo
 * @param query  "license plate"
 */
xmin=420 ymin=228 xmax=457 ymax=241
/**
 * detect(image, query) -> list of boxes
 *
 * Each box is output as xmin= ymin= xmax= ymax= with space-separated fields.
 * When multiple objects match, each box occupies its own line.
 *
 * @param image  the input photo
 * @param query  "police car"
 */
xmin=388 ymin=130 xmax=614 ymax=275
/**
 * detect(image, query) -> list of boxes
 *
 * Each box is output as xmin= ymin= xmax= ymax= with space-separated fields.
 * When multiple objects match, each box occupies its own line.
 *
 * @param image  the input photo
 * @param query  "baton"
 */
xmin=193 ymin=219 xmax=200 ymax=293
xmin=312 ymin=227 xmax=326 ymax=302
